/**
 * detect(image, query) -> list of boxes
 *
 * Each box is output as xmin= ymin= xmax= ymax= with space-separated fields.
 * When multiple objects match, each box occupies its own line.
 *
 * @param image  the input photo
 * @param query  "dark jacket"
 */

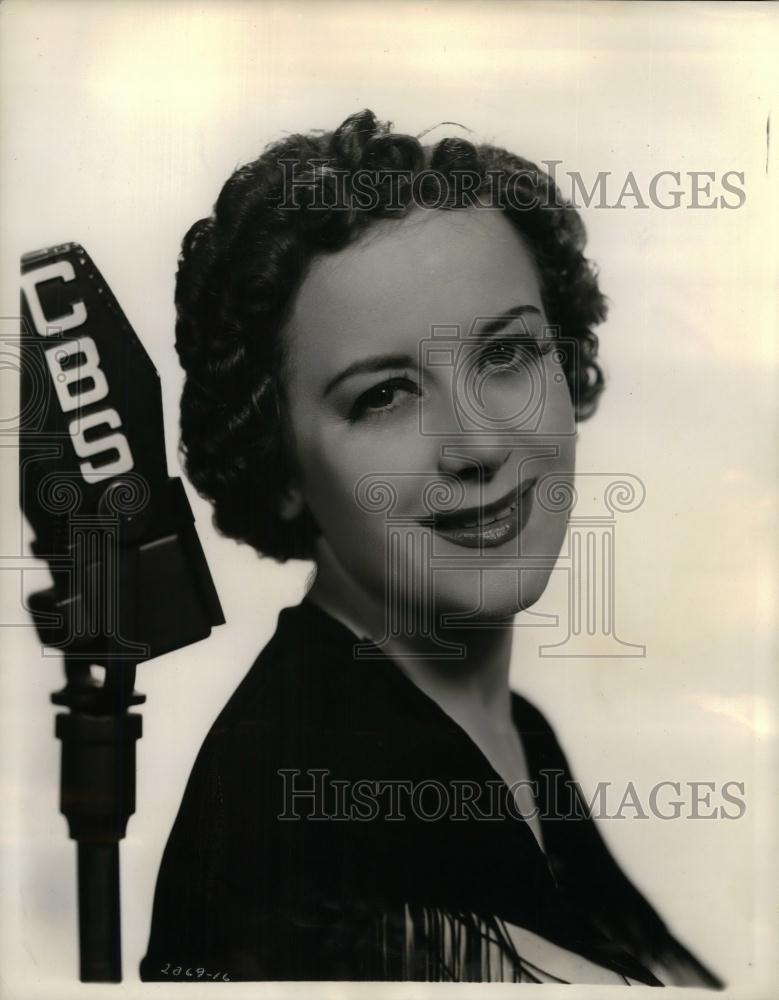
xmin=140 ymin=598 xmax=722 ymax=985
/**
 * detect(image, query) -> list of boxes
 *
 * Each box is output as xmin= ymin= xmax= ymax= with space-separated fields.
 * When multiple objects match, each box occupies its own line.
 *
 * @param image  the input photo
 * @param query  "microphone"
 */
xmin=19 ymin=243 xmax=224 ymax=982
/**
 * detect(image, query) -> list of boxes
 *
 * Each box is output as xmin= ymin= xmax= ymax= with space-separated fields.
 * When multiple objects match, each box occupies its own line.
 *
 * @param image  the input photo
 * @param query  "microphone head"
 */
xmin=20 ymin=243 xmax=224 ymax=665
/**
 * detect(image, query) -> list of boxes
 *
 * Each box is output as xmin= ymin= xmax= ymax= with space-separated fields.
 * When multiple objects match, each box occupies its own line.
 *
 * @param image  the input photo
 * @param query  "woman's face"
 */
xmin=281 ymin=208 xmax=576 ymax=626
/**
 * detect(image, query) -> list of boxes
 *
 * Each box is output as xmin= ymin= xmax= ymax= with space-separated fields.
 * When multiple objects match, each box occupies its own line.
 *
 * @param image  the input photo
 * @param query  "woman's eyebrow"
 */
xmin=478 ymin=304 xmax=542 ymax=336
xmin=323 ymin=352 xmax=416 ymax=397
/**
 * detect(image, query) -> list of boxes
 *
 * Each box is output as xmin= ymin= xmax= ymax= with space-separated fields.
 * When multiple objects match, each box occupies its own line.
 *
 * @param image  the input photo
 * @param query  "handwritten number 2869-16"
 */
xmin=160 ymin=963 xmax=230 ymax=981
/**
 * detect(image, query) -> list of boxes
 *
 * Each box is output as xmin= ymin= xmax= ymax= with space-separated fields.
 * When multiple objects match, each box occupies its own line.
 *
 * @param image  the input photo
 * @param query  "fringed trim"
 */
xmin=372 ymin=902 xmax=568 ymax=983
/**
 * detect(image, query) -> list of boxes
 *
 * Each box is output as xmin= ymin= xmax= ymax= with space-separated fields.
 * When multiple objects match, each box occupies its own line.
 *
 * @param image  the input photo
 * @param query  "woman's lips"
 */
xmin=427 ymin=479 xmax=536 ymax=549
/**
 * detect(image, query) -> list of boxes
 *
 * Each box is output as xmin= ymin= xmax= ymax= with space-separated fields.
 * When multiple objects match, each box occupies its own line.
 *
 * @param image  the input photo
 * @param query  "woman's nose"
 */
xmin=436 ymin=438 xmax=511 ymax=485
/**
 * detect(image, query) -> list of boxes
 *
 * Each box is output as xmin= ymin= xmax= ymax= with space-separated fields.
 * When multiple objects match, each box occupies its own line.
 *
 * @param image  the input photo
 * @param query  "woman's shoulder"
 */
xmin=509 ymin=692 xmax=723 ymax=989
xmin=194 ymin=598 xmax=419 ymax=779
xmin=207 ymin=599 xmax=357 ymax=727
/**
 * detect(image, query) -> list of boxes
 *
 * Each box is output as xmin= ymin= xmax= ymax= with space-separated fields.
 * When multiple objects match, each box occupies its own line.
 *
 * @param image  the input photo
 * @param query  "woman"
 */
xmin=140 ymin=110 xmax=722 ymax=986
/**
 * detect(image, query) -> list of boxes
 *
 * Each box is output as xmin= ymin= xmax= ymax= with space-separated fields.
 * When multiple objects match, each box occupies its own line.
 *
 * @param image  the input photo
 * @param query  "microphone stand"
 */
xmin=52 ymin=660 xmax=144 ymax=982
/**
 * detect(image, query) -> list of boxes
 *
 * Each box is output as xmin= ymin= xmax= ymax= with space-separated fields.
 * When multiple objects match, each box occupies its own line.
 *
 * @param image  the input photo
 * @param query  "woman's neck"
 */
xmin=306 ymin=546 xmax=516 ymax=734
xmin=307 ymin=544 xmax=544 ymax=852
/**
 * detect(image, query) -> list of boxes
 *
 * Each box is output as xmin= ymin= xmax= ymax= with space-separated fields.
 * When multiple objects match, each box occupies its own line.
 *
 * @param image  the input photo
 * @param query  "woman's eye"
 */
xmin=349 ymin=377 xmax=418 ymax=421
xmin=481 ymin=341 xmax=518 ymax=369
xmin=477 ymin=336 xmax=553 ymax=374
xmin=478 ymin=338 xmax=531 ymax=373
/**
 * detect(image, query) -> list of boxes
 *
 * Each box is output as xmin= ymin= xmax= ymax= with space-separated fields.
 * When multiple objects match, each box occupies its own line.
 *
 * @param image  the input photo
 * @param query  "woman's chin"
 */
xmin=430 ymin=566 xmax=552 ymax=625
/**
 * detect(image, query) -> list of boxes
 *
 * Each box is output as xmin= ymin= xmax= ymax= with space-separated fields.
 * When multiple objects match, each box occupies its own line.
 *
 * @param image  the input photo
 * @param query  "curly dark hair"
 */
xmin=175 ymin=109 xmax=608 ymax=562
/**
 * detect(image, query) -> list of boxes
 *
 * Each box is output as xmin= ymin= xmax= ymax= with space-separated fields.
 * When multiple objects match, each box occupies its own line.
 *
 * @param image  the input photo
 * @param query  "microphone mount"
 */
xmin=19 ymin=244 xmax=224 ymax=982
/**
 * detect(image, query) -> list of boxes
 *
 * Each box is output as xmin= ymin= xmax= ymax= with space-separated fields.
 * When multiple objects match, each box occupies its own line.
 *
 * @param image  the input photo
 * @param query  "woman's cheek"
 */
xmin=298 ymin=440 xmax=377 ymax=537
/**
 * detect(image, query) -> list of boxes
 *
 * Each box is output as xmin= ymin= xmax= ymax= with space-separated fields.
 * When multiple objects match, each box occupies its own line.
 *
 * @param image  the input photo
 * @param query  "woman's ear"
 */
xmin=278 ymin=485 xmax=305 ymax=521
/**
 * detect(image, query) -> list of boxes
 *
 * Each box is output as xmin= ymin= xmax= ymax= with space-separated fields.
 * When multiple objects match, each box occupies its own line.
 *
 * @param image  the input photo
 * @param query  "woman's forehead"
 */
xmin=284 ymin=208 xmax=544 ymax=373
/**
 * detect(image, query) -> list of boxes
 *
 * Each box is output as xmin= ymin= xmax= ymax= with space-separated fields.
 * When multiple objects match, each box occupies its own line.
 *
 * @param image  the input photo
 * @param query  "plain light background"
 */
xmin=1 ymin=2 xmax=777 ymax=998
